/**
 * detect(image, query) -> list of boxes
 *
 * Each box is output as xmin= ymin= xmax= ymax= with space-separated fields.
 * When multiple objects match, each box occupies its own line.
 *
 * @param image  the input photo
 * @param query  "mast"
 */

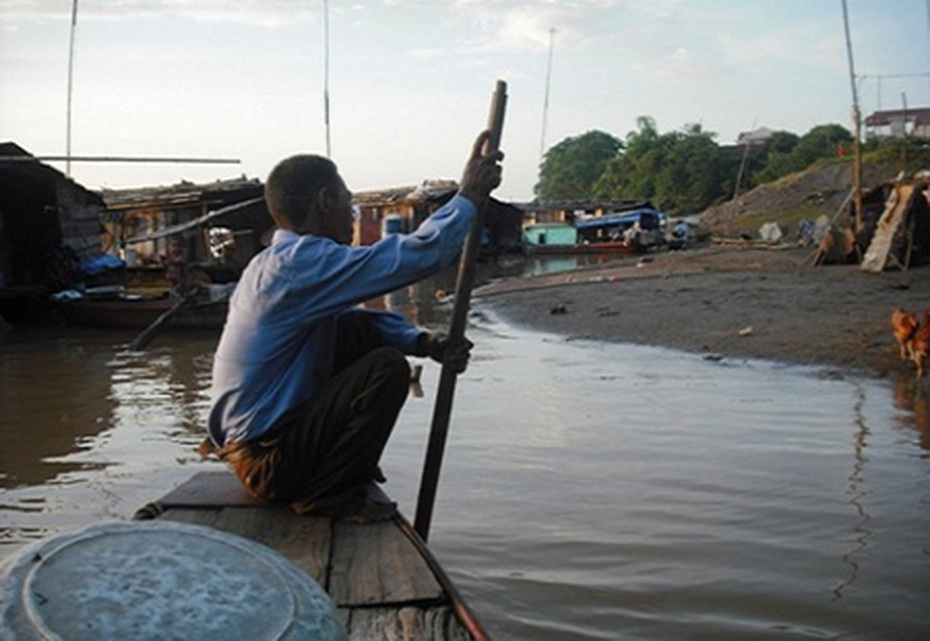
xmin=841 ymin=0 xmax=863 ymax=234
xmin=66 ymin=0 xmax=79 ymax=177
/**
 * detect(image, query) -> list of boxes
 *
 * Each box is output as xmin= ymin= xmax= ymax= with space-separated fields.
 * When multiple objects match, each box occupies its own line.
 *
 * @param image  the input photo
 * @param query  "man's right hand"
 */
xmin=459 ymin=130 xmax=504 ymax=206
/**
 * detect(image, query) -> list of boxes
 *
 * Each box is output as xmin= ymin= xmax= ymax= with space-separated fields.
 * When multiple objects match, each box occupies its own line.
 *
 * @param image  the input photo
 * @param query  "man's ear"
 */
xmin=316 ymin=186 xmax=337 ymax=215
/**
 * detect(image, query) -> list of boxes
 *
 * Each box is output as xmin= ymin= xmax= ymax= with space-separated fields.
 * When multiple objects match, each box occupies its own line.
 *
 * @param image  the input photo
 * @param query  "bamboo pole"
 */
xmin=414 ymin=80 xmax=507 ymax=542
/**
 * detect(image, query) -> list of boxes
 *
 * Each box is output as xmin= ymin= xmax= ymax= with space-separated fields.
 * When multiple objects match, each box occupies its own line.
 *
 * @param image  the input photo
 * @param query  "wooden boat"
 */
xmin=134 ymin=470 xmax=488 ymax=640
xmin=56 ymin=293 xmax=227 ymax=330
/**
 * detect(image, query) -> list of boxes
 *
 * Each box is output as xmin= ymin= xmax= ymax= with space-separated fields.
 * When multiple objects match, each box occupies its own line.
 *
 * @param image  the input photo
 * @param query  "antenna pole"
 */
xmin=66 ymin=0 xmax=79 ymax=177
xmin=539 ymin=28 xmax=555 ymax=164
xmin=323 ymin=0 xmax=332 ymax=157
xmin=841 ymin=0 xmax=863 ymax=234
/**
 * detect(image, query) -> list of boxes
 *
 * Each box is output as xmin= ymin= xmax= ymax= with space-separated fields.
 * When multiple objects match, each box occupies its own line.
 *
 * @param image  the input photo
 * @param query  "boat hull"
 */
xmin=58 ymin=296 xmax=227 ymax=330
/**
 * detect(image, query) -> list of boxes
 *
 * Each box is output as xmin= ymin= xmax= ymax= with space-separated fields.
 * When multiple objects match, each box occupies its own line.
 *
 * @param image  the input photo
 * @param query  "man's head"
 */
xmin=264 ymin=154 xmax=354 ymax=243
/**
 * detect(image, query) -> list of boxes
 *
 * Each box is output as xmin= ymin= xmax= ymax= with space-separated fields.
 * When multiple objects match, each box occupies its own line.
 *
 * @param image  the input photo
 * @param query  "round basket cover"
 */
xmin=1 ymin=520 xmax=345 ymax=640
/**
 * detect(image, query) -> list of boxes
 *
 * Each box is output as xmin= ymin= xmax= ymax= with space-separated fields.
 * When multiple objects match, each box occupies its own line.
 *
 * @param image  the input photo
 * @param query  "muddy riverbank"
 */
xmin=477 ymin=245 xmax=930 ymax=378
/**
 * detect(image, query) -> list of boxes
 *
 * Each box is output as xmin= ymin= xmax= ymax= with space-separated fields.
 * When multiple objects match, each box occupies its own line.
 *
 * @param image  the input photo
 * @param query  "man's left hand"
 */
xmin=416 ymin=332 xmax=473 ymax=374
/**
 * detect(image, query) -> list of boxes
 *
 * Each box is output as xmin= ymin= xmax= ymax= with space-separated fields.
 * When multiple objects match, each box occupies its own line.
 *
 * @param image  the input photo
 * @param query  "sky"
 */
xmin=2 ymin=0 xmax=929 ymax=201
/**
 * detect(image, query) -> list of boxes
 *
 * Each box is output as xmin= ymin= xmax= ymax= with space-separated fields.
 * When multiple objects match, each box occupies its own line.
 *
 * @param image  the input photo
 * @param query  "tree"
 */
xmin=535 ymin=130 xmax=623 ymax=201
xmin=597 ymin=119 xmax=726 ymax=216
xmin=755 ymin=125 xmax=850 ymax=183
xmin=596 ymin=117 xmax=663 ymax=201
xmin=656 ymin=124 xmax=725 ymax=215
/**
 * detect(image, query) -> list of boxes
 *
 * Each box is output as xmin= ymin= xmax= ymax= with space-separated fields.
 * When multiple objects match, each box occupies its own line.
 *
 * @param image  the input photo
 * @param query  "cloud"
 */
xmin=448 ymin=1 xmax=595 ymax=54
xmin=2 ymin=0 xmax=316 ymax=28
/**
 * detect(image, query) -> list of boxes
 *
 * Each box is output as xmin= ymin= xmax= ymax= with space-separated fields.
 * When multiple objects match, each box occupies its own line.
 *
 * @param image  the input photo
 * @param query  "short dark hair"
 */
xmin=264 ymin=155 xmax=340 ymax=230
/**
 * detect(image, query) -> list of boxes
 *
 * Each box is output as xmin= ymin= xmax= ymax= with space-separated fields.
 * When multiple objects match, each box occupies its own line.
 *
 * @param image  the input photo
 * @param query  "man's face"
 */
xmin=321 ymin=176 xmax=354 ymax=245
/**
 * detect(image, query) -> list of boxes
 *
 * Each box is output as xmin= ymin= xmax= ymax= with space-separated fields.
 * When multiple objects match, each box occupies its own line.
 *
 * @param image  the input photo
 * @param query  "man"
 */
xmin=207 ymin=131 xmax=503 ymax=522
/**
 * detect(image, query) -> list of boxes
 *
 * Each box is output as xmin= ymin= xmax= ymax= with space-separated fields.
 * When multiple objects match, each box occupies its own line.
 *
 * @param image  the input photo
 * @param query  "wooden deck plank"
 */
xmin=141 ymin=471 xmax=485 ymax=639
xmin=342 ymin=607 xmax=472 ymax=641
xmin=213 ymin=507 xmax=331 ymax=583
xmin=329 ymin=520 xmax=443 ymax=605
xmin=160 ymin=506 xmax=331 ymax=584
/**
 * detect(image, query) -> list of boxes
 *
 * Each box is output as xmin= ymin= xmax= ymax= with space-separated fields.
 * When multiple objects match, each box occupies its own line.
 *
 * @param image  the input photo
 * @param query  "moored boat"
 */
xmin=55 ymin=292 xmax=228 ymax=330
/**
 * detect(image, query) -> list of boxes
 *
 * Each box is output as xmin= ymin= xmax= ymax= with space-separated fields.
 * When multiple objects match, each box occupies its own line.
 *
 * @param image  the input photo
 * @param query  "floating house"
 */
xmin=523 ymin=221 xmax=577 ymax=248
xmin=100 ymin=178 xmax=271 ymax=278
xmin=355 ymin=181 xmax=524 ymax=255
xmin=0 ymin=142 xmax=105 ymax=321
xmin=522 ymin=199 xmax=668 ymax=253
xmin=522 ymin=198 xmax=653 ymax=226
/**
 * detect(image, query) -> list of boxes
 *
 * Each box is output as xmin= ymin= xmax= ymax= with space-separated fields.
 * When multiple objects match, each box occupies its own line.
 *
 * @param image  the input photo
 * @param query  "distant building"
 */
xmin=865 ymin=108 xmax=930 ymax=140
xmin=736 ymin=127 xmax=775 ymax=145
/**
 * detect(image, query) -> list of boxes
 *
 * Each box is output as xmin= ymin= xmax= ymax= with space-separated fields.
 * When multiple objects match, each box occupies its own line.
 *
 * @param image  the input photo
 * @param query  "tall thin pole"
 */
xmin=539 ymin=28 xmax=555 ymax=165
xmin=841 ymin=0 xmax=863 ymax=233
xmin=66 ymin=0 xmax=79 ymax=177
xmin=323 ymin=0 xmax=332 ymax=157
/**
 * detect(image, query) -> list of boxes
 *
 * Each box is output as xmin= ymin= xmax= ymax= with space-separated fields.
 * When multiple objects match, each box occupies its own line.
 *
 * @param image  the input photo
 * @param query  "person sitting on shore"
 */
xmin=205 ymin=131 xmax=503 ymax=522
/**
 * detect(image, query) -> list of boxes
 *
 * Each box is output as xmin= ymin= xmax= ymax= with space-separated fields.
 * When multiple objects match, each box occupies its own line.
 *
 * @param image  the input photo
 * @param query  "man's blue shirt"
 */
xmin=208 ymin=194 xmax=476 ymax=446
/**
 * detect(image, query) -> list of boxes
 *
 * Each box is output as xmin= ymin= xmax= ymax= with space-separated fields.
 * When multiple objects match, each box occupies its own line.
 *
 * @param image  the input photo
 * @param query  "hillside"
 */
xmin=699 ymin=152 xmax=930 ymax=239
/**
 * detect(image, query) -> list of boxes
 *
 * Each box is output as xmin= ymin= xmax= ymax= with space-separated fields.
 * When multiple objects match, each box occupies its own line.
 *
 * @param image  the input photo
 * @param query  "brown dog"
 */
xmin=911 ymin=309 xmax=930 ymax=381
xmin=892 ymin=307 xmax=920 ymax=361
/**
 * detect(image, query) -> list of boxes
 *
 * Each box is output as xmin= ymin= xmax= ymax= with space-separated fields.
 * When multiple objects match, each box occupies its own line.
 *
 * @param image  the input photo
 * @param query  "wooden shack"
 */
xmin=861 ymin=177 xmax=930 ymax=271
xmin=0 ymin=142 xmax=105 ymax=321
xmin=100 ymin=178 xmax=270 ymax=279
xmin=354 ymin=181 xmax=524 ymax=255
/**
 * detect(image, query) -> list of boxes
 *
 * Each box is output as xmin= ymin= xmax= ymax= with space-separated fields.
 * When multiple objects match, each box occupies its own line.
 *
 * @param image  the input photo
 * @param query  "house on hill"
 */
xmin=865 ymin=108 xmax=930 ymax=140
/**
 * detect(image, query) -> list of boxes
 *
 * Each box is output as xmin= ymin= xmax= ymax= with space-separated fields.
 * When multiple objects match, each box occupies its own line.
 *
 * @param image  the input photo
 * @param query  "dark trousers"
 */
xmin=223 ymin=313 xmax=411 ymax=515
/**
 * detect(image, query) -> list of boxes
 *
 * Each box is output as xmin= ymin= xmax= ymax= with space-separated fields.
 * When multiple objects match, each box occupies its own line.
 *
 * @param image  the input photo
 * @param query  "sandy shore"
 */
xmin=476 ymin=245 xmax=930 ymax=379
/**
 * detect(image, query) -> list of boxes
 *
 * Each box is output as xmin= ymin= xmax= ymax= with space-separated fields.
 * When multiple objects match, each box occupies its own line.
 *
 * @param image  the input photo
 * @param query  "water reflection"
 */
xmin=0 ymin=329 xmax=117 ymax=488
xmin=109 ymin=336 xmax=214 ymax=442
xmin=891 ymin=375 xmax=930 ymax=452
xmin=834 ymin=381 xmax=870 ymax=601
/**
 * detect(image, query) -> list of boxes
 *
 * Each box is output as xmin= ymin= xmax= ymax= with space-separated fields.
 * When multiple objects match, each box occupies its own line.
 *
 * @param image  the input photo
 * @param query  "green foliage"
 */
xmin=538 ymin=119 xmax=866 ymax=216
xmin=754 ymin=125 xmax=851 ymax=184
xmin=535 ymin=130 xmax=623 ymax=201
xmin=862 ymin=138 xmax=930 ymax=167
xmin=596 ymin=119 xmax=726 ymax=216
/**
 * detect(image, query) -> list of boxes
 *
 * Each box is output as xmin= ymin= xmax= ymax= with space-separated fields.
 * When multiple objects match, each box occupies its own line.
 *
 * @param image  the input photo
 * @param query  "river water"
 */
xmin=1 ymin=260 xmax=929 ymax=640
